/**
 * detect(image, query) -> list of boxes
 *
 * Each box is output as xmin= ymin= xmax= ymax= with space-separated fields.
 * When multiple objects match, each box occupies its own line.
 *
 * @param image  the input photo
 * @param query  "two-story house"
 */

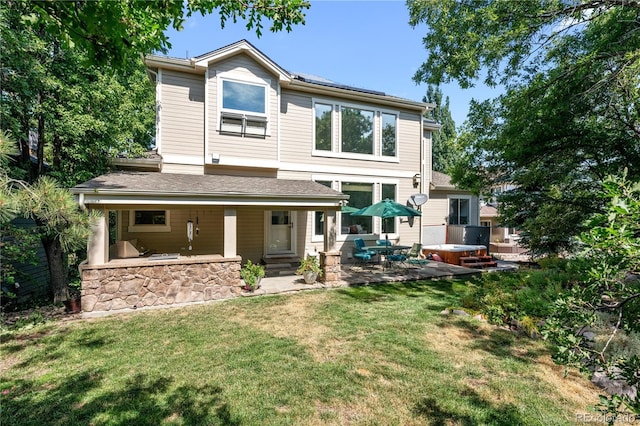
xmin=72 ymin=40 xmax=466 ymax=315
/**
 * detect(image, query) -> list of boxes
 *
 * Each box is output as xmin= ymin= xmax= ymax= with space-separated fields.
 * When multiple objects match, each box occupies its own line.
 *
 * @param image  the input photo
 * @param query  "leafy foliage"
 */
xmin=461 ymin=260 xmax=577 ymax=329
xmin=544 ymin=172 xmax=640 ymax=419
xmin=1 ymin=133 xmax=98 ymax=303
xmin=240 ymin=259 xmax=265 ymax=290
xmin=410 ymin=0 xmax=640 ymax=256
xmin=423 ymin=85 xmax=458 ymax=173
xmin=25 ymin=0 xmax=310 ymax=67
xmin=295 ymin=255 xmax=323 ymax=276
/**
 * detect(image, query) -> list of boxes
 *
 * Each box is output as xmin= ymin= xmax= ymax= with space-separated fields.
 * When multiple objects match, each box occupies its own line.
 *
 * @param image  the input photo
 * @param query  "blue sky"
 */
xmin=164 ymin=0 xmax=503 ymax=126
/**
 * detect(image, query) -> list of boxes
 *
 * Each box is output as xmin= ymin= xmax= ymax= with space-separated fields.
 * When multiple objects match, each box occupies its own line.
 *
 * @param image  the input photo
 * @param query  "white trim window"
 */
xmin=314 ymin=103 xmax=333 ymax=151
xmin=341 ymin=106 xmax=374 ymax=155
xmin=218 ymin=75 xmax=269 ymax=137
xmin=381 ymin=112 xmax=397 ymax=157
xmin=313 ymin=180 xmax=333 ymax=236
xmin=448 ymin=197 xmax=470 ymax=225
xmin=340 ymin=182 xmax=374 ymax=235
xmin=128 ymin=210 xmax=172 ymax=233
xmin=381 ymin=183 xmax=397 ymax=234
xmin=312 ymin=99 xmax=399 ymax=161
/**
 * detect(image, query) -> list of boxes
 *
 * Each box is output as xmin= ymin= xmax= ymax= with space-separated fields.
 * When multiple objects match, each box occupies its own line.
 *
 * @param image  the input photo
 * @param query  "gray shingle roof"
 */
xmin=73 ymin=171 xmax=346 ymax=201
xmin=431 ymin=171 xmax=455 ymax=189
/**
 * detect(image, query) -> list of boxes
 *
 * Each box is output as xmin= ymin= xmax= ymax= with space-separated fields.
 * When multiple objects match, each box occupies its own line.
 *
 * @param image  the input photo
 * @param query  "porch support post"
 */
xmin=224 ymin=208 xmax=237 ymax=258
xmin=321 ymin=208 xmax=341 ymax=285
xmin=87 ymin=208 xmax=108 ymax=266
xmin=323 ymin=209 xmax=337 ymax=252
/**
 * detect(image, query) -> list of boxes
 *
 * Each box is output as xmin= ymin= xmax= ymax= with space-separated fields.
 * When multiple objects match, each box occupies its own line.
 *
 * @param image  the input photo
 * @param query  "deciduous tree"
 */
xmin=1 ymin=0 xmax=309 ymax=301
xmin=423 ymin=85 xmax=458 ymax=174
xmin=409 ymin=0 xmax=640 ymax=255
xmin=26 ymin=0 xmax=309 ymax=67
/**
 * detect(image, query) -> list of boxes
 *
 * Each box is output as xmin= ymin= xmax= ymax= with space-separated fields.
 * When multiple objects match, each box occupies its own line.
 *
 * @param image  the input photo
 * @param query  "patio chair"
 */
xmin=352 ymin=238 xmax=377 ymax=268
xmin=406 ymin=243 xmax=429 ymax=266
xmin=386 ymin=245 xmax=409 ymax=268
xmin=352 ymin=247 xmax=374 ymax=268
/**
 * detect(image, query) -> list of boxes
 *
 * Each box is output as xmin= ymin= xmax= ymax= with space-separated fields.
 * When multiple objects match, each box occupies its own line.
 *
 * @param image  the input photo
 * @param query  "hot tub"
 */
xmin=422 ymin=244 xmax=488 ymax=266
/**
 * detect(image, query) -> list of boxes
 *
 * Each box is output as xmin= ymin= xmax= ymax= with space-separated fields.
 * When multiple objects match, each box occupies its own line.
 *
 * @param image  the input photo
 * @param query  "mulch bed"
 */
xmin=2 ymin=304 xmax=82 ymax=328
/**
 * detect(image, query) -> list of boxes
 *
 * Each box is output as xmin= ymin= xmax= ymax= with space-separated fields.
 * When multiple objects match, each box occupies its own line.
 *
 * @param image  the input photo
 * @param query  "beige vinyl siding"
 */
xmin=236 ymin=208 xmax=265 ymax=264
xmin=422 ymin=192 xmax=450 ymax=226
xmin=422 ymin=192 xmax=480 ymax=227
xmin=160 ymin=70 xmax=205 ymax=161
xmin=207 ymin=54 xmax=278 ymax=163
xmin=279 ymin=91 xmax=313 ymax=161
xmin=119 ymin=207 xmax=223 ymax=255
xmin=162 ymin=163 xmax=204 ymax=175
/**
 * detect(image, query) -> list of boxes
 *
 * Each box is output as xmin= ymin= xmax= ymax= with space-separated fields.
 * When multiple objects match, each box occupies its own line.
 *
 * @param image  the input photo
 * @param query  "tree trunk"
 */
xmin=42 ymin=235 xmax=69 ymax=303
xmin=36 ymin=93 xmax=45 ymax=178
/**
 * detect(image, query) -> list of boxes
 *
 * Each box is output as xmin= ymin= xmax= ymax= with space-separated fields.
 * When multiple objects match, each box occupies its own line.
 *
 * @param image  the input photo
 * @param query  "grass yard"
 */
xmin=1 ymin=280 xmax=602 ymax=425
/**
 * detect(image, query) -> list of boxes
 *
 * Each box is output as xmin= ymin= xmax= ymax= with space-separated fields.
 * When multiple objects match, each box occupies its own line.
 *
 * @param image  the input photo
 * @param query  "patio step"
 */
xmin=459 ymin=256 xmax=498 ymax=269
xmin=261 ymin=256 xmax=301 ymax=275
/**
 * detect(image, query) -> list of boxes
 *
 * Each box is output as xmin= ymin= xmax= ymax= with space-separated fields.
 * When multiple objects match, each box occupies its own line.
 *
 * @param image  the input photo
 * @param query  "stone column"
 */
xmin=320 ymin=250 xmax=341 ymax=285
xmin=87 ymin=208 xmax=108 ymax=266
xmin=224 ymin=208 xmax=237 ymax=258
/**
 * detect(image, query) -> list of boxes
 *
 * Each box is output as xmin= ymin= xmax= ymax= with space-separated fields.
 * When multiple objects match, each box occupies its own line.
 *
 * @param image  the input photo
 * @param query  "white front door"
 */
xmin=266 ymin=211 xmax=296 ymax=256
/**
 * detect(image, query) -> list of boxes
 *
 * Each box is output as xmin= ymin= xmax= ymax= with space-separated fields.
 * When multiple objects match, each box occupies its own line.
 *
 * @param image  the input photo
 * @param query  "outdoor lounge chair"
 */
xmin=406 ymin=243 xmax=429 ymax=266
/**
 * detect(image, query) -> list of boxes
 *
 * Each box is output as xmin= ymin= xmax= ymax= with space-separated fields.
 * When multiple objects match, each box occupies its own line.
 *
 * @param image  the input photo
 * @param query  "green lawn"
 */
xmin=1 ymin=280 xmax=600 ymax=425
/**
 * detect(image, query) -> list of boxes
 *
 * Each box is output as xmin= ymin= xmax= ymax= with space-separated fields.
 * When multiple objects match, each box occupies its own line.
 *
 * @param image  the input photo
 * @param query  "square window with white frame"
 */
xmin=449 ymin=198 xmax=470 ymax=225
xmin=219 ymin=77 xmax=269 ymax=137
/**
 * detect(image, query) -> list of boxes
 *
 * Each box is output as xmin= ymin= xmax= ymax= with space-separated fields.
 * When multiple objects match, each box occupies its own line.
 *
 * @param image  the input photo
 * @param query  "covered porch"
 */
xmin=72 ymin=171 xmax=347 ymax=315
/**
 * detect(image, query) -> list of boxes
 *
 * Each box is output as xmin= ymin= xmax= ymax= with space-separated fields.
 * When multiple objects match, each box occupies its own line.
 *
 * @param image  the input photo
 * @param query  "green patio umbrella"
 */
xmin=341 ymin=205 xmax=360 ymax=213
xmin=351 ymin=199 xmax=421 ymax=241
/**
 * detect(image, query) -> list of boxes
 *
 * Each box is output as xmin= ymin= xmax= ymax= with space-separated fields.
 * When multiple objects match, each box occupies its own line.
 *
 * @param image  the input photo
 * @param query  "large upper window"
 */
xmin=313 ymin=101 xmax=399 ymax=159
xmin=381 ymin=112 xmax=397 ymax=157
xmin=449 ymin=198 xmax=470 ymax=225
xmin=222 ymin=80 xmax=266 ymax=114
xmin=315 ymin=103 xmax=333 ymax=151
xmin=341 ymin=182 xmax=373 ymax=235
xmin=341 ymin=107 xmax=373 ymax=154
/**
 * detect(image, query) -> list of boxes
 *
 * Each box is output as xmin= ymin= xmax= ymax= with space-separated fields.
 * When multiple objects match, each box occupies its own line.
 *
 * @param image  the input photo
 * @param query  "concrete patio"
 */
xmin=243 ymin=259 xmax=519 ymax=297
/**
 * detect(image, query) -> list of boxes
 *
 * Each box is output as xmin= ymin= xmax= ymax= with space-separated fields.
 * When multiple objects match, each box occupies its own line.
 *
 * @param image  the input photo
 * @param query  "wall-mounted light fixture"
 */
xmin=412 ymin=173 xmax=421 ymax=188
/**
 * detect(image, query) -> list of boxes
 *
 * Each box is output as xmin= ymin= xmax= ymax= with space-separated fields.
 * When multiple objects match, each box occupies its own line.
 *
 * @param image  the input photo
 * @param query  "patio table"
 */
xmin=365 ymin=245 xmax=411 ymax=269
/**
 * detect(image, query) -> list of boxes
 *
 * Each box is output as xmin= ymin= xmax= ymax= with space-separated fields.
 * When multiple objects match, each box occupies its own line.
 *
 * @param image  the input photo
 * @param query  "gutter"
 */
xmin=111 ymin=157 xmax=162 ymax=171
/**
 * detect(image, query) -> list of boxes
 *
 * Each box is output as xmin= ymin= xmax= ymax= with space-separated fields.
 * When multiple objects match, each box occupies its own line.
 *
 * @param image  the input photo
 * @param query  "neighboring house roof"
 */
xmin=430 ymin=171 xmax=456 ymax=190
xmin=72 ymin=172 xmax=347 ymax=208
xmin=145 ymin=39 xmax=433 ymax=113
xmin=480 ymin=204 xmax=499 ymax=218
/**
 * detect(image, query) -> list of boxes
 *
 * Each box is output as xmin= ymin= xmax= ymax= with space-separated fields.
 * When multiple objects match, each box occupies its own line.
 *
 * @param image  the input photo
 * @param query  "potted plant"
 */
xmin=240 ymin=259 xmax=265 ymax=291
xmin=64 ymin=279 xmax=82 ymax=313
xmin=296 ymin=255 xmax=323 ymax=284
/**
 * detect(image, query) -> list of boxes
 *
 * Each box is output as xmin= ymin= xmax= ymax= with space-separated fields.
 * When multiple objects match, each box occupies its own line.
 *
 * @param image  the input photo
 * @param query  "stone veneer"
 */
xmin=79 ymin=255 xmax=241 ymax=316
xmin=320 ymin=251 xmax=341 ymax=286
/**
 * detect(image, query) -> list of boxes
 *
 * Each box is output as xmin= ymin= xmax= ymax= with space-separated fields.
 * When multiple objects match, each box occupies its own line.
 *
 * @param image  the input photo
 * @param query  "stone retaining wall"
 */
xmin=79 ymin=255 xmax=241 ymax=316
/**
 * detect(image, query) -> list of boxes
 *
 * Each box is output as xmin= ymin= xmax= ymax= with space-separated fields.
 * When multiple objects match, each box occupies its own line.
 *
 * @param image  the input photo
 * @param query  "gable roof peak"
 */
xmin=192 ymin=39 xmax=291 ymax=82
